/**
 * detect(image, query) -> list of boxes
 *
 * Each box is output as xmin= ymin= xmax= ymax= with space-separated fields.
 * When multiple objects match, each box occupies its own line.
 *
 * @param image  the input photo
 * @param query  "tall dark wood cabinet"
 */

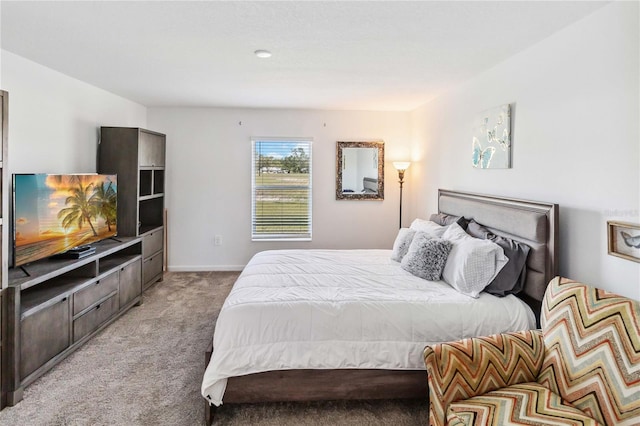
xmin=98 ymin=127 xmax=166 ymax=290
xmin=0 ymin=91 xmax=9 ymax=410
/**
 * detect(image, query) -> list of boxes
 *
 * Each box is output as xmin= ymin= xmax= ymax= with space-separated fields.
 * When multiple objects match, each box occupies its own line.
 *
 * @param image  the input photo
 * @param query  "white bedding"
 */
xmin=202 ymin=249 xmax=536 ymax=405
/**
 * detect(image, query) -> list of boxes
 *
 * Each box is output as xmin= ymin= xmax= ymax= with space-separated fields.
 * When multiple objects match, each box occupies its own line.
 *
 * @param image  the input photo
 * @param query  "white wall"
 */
xmin=0 ymin=4 xmax=3 ymax=89
xmin=148 ymin=107 xmax=411 ymax=270
xmin=409 ymin=2 xmax=640 ymax=299
xmin=1 ymin=50 xmax=147 ymax=173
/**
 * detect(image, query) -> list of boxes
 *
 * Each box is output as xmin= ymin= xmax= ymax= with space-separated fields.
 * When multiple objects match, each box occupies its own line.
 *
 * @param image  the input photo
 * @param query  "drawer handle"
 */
xmin=61 ymin=297 xmax=67 ymax=303
xmin=96 ymin=280 xmax=100 ymax=285
xmin=121 ymin=267 xmax=125 ymax=272
xmin=96 ymin=304 xmax=101 ymax=310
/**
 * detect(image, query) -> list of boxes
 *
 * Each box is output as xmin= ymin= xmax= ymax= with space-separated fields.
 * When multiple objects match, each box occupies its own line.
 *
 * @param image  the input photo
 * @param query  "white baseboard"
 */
xmin=167 ymin=265 xmax=245 ymax=272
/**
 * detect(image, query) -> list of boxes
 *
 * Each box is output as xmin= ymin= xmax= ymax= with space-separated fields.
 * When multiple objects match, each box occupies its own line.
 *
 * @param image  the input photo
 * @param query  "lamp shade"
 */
xmin=393 ymin=161 xmax=411 ymax=171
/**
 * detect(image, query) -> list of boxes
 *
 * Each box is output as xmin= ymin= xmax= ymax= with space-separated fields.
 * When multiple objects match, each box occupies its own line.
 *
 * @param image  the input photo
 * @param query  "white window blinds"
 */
xmin=251 ymin=139 xmax=312 ymax=241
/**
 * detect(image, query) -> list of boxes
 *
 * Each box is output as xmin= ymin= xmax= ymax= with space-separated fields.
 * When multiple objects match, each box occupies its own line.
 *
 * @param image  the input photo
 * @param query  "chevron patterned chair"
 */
xmin=424 ymin=277 xmax=640 ymax=426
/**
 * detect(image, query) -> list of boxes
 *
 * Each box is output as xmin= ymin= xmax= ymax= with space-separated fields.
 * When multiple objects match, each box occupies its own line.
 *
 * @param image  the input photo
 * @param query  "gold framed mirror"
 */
xmin=336 ymin=141 xmax=384 ymax=200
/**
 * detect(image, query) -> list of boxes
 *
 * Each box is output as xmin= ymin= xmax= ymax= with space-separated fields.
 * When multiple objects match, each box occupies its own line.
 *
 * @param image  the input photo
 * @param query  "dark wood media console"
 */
xmin=2 ymin=237 xmax=142 ymax=405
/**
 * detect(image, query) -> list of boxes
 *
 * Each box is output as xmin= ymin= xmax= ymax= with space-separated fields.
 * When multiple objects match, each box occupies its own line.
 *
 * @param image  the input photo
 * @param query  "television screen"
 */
xmin=13 ymin=174 xmax=117 ymax=267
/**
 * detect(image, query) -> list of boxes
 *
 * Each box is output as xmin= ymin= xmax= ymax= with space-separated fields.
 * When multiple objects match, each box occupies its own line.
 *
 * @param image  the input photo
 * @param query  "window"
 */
xmin=251 ymin=138 xmax=312 ymax=241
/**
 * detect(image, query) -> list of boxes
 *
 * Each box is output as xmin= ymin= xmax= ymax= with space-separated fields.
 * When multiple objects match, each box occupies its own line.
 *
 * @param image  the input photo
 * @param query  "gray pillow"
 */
xmin=429 ymin=213 xmax=469 ymax=230
xmin=391 ymin=228 xmax=416 ymax=262
xmin=400 ymin=233 xmax=452 ymax=281
xmin=466 ymin=220 xmax=531 ymax=297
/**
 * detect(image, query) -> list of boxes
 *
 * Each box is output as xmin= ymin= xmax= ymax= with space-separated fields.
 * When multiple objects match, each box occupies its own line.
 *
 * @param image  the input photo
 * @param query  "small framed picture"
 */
xmin=607 ymin=221 xmax=640 ymax=263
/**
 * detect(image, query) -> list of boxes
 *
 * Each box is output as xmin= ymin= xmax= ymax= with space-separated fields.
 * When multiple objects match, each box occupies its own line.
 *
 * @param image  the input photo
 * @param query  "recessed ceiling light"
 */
xmin=254 ymin=49 xmax=272 ymax=58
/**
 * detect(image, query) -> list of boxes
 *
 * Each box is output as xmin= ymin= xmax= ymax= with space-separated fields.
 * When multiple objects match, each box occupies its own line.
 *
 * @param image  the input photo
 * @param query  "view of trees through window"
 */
xmin=252 ymin=140 xmax=312 ymax=240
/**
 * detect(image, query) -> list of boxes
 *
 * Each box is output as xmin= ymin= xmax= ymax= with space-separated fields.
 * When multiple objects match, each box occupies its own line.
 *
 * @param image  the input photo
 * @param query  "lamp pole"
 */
xmin=398 ymin=169 xmax=405 ymax=229
xmin=393 ymin=162 xmax=410 ymax=229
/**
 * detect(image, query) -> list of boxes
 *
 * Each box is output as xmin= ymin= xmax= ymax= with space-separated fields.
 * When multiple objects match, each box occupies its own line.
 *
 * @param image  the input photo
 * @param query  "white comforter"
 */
xmin=202 ymin=249 xmax=536 ymax=405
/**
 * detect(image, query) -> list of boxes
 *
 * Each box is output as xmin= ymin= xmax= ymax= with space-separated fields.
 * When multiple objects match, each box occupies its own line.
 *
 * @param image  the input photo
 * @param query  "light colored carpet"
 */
xmin=0 ymin=272 xmax=428 ymax=425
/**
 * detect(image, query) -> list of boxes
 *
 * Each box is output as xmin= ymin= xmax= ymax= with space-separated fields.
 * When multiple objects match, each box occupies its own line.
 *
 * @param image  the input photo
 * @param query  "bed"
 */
xmin=203 ymin=189 xmax=558 ymax=421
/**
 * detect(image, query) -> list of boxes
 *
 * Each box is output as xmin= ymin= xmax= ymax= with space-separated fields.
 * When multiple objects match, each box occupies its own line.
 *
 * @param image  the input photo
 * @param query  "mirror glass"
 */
xmin=336 ymin=141 xmax=384 ymax=200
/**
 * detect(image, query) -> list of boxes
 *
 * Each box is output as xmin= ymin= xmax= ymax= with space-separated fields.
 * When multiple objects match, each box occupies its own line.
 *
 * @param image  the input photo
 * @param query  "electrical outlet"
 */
xmin=214 ymin=235 xmax=222 ymax=246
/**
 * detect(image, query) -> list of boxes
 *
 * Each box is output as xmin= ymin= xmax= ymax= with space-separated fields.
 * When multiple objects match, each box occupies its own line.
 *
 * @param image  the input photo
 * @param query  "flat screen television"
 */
xmin=12 ymin=173 xmax=117 ymax=267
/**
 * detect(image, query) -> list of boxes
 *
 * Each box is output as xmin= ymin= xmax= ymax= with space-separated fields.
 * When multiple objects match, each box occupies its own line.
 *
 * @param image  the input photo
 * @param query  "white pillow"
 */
xmin=390 ymin=228 xmax=416 ymax=262
xmin=441 ymin=223 xmax=508 ymax=298
xmin=409 ymin=219 xmax=446 ymax=238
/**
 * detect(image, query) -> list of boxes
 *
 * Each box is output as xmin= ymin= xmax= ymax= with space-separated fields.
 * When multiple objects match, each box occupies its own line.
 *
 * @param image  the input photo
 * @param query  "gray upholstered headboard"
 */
xmin=438 ymin=189 xmax=558 ymax=304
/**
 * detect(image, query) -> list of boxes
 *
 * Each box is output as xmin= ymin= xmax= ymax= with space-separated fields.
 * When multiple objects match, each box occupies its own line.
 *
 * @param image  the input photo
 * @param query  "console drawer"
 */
xmin=142 ymin=227 xmax=163 ymax=258
xmin=143 ymin=250 xmax=163 ymax=287
xmin=73 ymin=272 xmax=119 ymax=315
xmin=73 ymin=294 xmax=118 ymax=343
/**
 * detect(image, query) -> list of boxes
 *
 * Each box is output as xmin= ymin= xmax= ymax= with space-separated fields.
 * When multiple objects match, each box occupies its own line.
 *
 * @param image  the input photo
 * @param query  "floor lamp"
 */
xmin=393 ymin=162 xmax=411 ymax=228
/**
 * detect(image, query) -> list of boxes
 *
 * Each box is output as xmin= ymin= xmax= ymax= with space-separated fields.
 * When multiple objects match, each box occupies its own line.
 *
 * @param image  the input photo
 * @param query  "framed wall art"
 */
xmin=607 ymin=221 xmax=640 ymax=263
xmin=472 ymin=103 xmax=511 ymax=169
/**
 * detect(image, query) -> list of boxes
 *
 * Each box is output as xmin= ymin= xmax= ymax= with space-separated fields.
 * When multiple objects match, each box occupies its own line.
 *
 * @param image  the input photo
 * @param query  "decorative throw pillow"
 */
xmin=401 ymin=233 xmax=452 ymax=281
xmin=466 ymin=220 xmax=531 ymax=297
xmin=429 ymin=213 xmax=469 ymax=230
xmin=409 ymin=218 xmax=447 ymax=237
xmin=391 ymin=228 xmax=417 ymax=262
xmin=441 ymin=223 xmax=508 ymax=298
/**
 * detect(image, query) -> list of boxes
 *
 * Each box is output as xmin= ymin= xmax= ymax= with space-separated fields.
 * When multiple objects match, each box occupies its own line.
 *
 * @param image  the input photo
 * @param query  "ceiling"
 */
xmin=1 ymin=1 xmax=609 ymax=111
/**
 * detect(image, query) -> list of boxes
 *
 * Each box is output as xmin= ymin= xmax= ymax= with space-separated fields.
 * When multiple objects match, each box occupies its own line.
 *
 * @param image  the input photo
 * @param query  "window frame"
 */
xmin=251 ymin=137 xmax=313 ymax=241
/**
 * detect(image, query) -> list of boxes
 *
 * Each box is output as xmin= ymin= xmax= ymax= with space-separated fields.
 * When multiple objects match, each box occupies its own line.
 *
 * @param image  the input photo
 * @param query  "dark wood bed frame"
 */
xmin=206 ymin=189 xmax=559 ymax=423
